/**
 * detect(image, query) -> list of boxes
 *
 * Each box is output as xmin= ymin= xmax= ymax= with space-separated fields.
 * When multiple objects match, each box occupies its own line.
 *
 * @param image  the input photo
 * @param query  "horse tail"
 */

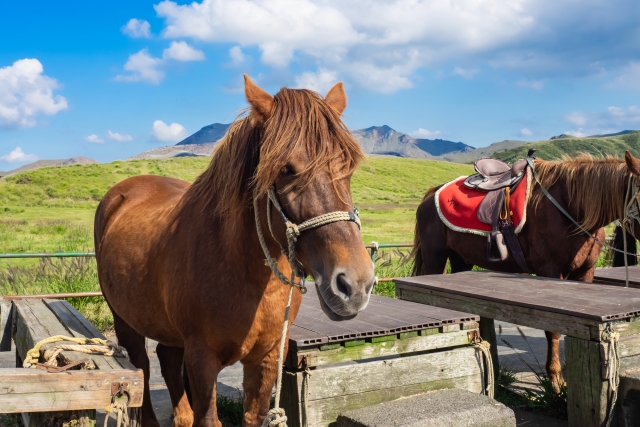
xmin=410 ymin=186 xmax=441 ymax=276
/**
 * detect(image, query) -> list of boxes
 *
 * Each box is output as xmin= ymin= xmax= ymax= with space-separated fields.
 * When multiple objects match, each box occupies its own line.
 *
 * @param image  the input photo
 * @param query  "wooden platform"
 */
xmin=283 ymin=286 xmax=484 ymax=427
xmin=0 ymin=298 xmax=143 ymax=425
xmin=594 ymin=266 xmax=640 ymax=288
xmin=396 ymin=271 xmax=640 ymax=427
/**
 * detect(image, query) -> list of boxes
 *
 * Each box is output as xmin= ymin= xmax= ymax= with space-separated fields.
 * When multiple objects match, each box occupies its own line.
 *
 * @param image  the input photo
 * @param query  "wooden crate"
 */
xmin=281 ymin=287 xmax=483 ymax=427
xmin=0 ymin=297 xmax=143 ymax=426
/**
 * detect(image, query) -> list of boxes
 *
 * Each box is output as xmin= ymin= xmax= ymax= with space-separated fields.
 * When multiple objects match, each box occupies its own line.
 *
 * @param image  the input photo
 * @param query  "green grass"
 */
xmin=495 ymin=132 xmax=640 ymax=163
xmin=0 ymin=156 xmax=472 ymax=330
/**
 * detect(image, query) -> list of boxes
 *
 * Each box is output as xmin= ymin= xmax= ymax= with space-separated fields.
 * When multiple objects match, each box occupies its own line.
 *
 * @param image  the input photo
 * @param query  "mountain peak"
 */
xmin=176 ymin=123 xmax=230 ymax=146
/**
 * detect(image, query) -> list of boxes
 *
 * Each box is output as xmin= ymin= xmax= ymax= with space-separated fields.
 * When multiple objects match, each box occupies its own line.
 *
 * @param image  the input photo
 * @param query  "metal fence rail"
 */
xmin=0 ymin=243 xmax=414 ymax=298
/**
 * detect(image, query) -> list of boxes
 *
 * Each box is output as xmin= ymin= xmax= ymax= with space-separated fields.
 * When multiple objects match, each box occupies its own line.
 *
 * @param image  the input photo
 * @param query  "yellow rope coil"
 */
xmin=603 ymin=325 xmax=620 ymax=427
xmin=104 ymin=399 xmax=129 ymax=427
xmin=474 ymin=340 xmax=495 ymax=399
xmin=23 ymin=335 xmax=128 ymax=368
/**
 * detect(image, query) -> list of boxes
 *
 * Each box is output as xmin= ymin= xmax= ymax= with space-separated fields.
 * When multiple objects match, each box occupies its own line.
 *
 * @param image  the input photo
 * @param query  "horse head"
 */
xmin=245 ymin=75 xmax=375 ymax=320
xmin=623 ymin=150 xmax=640 ymax=240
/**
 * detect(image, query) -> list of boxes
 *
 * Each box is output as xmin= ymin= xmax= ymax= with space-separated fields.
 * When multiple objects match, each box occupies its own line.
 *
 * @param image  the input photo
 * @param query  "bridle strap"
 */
xmin=254 ymin=186 xmax=361 ymax=293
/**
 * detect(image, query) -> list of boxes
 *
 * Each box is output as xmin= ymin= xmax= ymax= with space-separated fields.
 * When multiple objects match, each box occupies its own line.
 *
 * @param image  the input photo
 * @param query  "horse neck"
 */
xmin=557 ymin=164 xmax=633 ymax=231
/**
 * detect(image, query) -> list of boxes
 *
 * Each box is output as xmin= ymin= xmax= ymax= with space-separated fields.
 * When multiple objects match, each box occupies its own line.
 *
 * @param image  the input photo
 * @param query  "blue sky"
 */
xmin=1 ymin=0 xmax=640 ymax=170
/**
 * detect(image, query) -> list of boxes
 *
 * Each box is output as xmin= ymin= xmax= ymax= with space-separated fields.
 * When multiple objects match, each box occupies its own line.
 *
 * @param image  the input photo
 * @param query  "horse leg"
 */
xmin=184 ymin=343 xmax=222 ymax=427
xmin=544 ymin=331 xmax=564 ymax=391
xmin=448 ymin=250 xmax=473 ymax=273
xmin=112 ymin=312 xmax=160 ymax=426
xmin=242 ymin=348 xmax=280 ymax=427
xmin=157 ymin=344 xmax=194 ymax=427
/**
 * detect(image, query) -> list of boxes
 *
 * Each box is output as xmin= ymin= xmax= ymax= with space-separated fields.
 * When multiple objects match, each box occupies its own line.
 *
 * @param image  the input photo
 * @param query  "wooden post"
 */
xmin=0 ymin=298 xmax=12 ymax=351
xmin=479 ymin=317 xmax=499 ymax=390
xmin=565 ymin=336 xmax=609 ymax=427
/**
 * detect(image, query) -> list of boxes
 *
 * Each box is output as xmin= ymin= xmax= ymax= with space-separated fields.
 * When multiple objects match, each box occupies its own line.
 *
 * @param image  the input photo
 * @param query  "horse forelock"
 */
xmin=531 ymin=154 xmax=631 ymax=231
xmin=188 ymin=87 xmax=363 ymax=230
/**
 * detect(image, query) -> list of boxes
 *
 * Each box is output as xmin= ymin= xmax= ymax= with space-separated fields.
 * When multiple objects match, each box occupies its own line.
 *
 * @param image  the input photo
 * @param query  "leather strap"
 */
xmin=500 ymin=221 xmax=531 ymax=273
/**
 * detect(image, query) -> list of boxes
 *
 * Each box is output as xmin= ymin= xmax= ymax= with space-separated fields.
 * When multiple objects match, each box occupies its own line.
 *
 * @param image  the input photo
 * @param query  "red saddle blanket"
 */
xmin=435 ymin=170 xmax=531 ymax=235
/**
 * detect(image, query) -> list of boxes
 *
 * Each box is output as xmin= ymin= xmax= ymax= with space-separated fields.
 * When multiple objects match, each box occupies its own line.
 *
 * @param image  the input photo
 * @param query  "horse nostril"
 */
xmin=335 ymin=273 xmax=352 ymax=299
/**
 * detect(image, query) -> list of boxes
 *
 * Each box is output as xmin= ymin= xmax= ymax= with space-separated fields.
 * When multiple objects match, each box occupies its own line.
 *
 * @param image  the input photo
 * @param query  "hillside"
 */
xmin=443 ymin=140 xmax=528 ymax=163
xmin=494 ymin=132 xmax=640 ymax=163
xmin=0 ymin=157 xmax=99 ymax=178
xmin=134 ymin=123 xmax=475 ymax=160
xmin=0 ymin=156 xmax=473 ymax=252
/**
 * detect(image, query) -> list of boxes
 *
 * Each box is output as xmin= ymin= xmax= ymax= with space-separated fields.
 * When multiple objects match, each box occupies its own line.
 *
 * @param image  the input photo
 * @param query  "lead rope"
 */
xmin=603 ymin=323 xmax=620 ymax=427
xmin=254 ymin=186 xmax=362 ymax=427
xmin=473 ymin=339 xmax=495 ymax=399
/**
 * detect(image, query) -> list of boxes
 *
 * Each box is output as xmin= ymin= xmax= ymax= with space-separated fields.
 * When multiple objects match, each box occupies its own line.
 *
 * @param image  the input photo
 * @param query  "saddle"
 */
xmin=462 ymin=149 xmax=536 ymax=272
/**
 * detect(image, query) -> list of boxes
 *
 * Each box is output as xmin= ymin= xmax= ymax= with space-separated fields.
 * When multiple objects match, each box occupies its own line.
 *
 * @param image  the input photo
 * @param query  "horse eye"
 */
xmin=281 ymin=164 xmax=295 ymax=176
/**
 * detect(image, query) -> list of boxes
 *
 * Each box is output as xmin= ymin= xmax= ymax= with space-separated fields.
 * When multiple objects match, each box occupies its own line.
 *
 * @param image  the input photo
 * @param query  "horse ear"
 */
xmin=325 ymin=82 xmax=347 ymax=115
xmin=244 ymin=74 xmax=273 ymax=123
xmin=625 ymin=151 xmax=640 ymax=176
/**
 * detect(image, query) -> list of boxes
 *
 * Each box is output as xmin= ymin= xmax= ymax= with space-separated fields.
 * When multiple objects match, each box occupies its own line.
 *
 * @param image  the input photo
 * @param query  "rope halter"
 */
xmin=253 ymin=185 xmax=361 ymax=293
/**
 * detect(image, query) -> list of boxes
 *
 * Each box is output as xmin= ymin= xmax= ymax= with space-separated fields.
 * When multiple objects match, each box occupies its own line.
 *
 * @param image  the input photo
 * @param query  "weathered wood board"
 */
xmin=594 ymin=266 xmax=640 ymax=288
xmin=0 ymin=298 xmax=12 ymax=351
xmin=283 ymin=288 xmax=485 ymax=427
xmin=282 ymin=346 xmax=483 ymax=427
xmin=0 ymin=368 xmax=143 ymax=413
xmin=4 ymin=298 xmax=143 ymax=418
xmin=396 ymin=271 xmax=640 ymax=427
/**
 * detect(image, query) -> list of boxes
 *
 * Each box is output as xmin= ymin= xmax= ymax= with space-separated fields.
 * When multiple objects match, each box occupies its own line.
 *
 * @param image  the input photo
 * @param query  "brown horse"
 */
xmin=94 ymin=76 xmax=375 ymax=426
xmin=412 ymin=151 xmax=640 ymax=388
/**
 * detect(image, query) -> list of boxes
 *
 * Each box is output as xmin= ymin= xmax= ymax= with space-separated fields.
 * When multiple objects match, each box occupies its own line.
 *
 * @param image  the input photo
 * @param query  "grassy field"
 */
xmin=0 ymin=155 xmax=473 ymax=254
xmin=0 ymin=155 xmax=472 ymax=329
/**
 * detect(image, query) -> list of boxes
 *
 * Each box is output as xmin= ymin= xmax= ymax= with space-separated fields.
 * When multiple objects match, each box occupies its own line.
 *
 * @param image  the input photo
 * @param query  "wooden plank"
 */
xmin=565 ymin=337 xmax=609 ymax=427
xmin=0 ymin=368 xmax=143 ymax=412
xmin=397 ymin=286 xmax=595 ymax=340
xmin=397 ymin=272 xmax=640 ymax=322
xmin=294 ymin=346 xmax=481 ymax=401
xmin=290 ymin=286 xmax=478 ymax=349
xmin=284 ymin=372 xmax=482 ymax=427
xmin=290 ymin=329 xmax=474 ymax=368
xmin=594 ymin=266 xmax=640 ymax=288
xmin=43 ymin=299 xmax=134 ymax=370
xmin=0 ymin=298 xmax=12 ymax=351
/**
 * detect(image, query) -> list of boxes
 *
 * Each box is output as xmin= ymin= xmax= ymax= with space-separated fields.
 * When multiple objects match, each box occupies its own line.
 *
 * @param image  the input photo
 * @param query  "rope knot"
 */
xmin=262 ymin=408 xmax=287 ymax=427
xmin=285 ymin=222 xmax=300 ymax=240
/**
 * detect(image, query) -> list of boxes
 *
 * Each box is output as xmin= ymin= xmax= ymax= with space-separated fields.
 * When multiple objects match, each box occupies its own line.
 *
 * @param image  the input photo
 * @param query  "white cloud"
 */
xmin=565 ymin=112 xmax=588 ymax=126
xmin=566 ymin=128 xmax=587 ymax=137
xmin=607 ymin=62 xmax=640 ymax=90
xmin=295 ymin=69 xmax=338 ymax=93
xmin=122 ymin=19 xmax=152 ymax=38
xmin=228 ymin=46 xmax=248 ymax=66
xmin=517 ymin=79 xmax=545 ymax=90
xmin=0 ymin=146 xmax=37 ymax=163
xmin=520 ymin=128 xmax=533 ymax=136
xmin=561 ymin=106 xmax=640 ymax=136
xmin=0 ymin=58 xmax=68 ymax=129
xmin=116 ymin=42 xmax=204 ymax=84
xmin=85 ymin=134 xmax=105 ymax=143
xmin=107 ymin=130 xmax=133 ymax=142
xmin=452 ymin=67 xmax=479 ymax=79
xmin=410 ymin=128 xmax=441 ymax=138
xmin=115 ymin=49 xmax=165 ymax=84
xmin=162 ymin=41 xmax=205 ymax=61
xmin=151 ymin=120 xmax=187 ymax=142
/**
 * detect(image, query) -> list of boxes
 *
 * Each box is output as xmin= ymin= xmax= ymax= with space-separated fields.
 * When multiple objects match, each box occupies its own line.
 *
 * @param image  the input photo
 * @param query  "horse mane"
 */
xmin=187 ymin=88 xmax=363 ymax=230
xmin=531 ymin=154 xmax=631 ymax=230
